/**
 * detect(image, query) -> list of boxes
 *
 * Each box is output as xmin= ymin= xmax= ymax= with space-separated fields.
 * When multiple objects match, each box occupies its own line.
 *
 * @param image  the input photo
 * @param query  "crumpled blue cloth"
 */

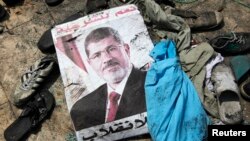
xmin=145 ymin=40 xmax=210 ymax=141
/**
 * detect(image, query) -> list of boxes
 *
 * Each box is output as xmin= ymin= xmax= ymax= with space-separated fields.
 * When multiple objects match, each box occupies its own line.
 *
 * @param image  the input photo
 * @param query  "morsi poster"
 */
xmin=51 ymin=4 xmax=154 ymax=141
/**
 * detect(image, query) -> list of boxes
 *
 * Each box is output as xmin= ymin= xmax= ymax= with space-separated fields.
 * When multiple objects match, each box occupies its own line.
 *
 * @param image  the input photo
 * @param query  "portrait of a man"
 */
xmin=70 ymin=27 xmax=147 ymax=131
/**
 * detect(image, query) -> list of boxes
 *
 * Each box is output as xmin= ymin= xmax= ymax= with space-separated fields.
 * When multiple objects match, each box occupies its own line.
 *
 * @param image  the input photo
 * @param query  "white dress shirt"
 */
xmin=105 ymin=65 xmax=133 ymax=122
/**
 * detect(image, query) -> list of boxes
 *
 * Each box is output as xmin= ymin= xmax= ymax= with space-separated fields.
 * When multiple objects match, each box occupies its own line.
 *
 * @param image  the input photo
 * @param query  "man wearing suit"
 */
xmin=70 ymin=27 xmax=146 ymax=131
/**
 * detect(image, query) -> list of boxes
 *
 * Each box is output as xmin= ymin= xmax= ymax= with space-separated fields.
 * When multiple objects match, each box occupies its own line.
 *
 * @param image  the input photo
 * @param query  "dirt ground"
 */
xmin=0 ymin=0 xmax=249 ymax=141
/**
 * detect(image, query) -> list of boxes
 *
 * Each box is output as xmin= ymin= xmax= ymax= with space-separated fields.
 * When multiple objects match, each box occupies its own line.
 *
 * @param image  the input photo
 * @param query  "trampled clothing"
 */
xmin=145 ymin=40 xmax=210 ymax=141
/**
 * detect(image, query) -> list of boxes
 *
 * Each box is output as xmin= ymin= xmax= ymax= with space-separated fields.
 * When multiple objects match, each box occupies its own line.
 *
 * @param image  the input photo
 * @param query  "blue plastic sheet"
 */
xmin=145 ymin=40 xmax=210 ymax=141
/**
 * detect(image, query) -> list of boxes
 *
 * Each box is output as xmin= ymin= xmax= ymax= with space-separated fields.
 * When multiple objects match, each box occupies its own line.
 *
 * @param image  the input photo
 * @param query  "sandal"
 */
xmin=240 ymin=76 xmax=250 ymax=100
xmin=4 ymin=90 xmax=55 ymax=141
xmin=211 ymin=63 xmax=243 ymax=124
xmin=12 ymin=56 xmax=56 ymax=106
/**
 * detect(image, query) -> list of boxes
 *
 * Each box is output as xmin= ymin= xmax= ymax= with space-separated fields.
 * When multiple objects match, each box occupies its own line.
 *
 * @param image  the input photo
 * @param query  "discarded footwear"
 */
xmin=37 ymin=13 xmax=82 ymax=54
xmin=4 ymin=90 xmax=55 ymax=141
xmin=209 ymin=32 xmax=250 ymax=54
xmin=45 ymin=0 xmax=64 ymax=6
xmin=109 ymin=0 xmax=128 ymax=7
xmin=12 ymin=56 xmax=56 ymax=106
xmin=171 ymin=9 xmax=223 ymax=30
xmin=85 ymin=0 xmax=108 ymax=14
xmin=0 ymin=5 xmax=6 ymax=21
xmin=2 ymin=0 xmax=20 ymax=6
xmin=37 ymin=29 xmax=55 ymax=54
xmin=211 ymin=63 xmax=243 ymax=124
xmin=217 ymin=91 xmax=242 ymax=125
xmin=60 ymin=12 xmax=82 ymax=23
xmin=240 ymin=76 xmax=250 ymax=100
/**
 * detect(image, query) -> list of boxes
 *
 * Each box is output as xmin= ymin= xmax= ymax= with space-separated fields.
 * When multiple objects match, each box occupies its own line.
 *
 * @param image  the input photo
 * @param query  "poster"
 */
xmin=51 ymin=4 xmax=154 ymax=140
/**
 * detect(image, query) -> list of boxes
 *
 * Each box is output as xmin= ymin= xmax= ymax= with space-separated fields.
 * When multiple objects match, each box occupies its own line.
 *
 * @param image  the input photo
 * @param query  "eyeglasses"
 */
xmin=88 ymin=45 xmax=122 ymax=61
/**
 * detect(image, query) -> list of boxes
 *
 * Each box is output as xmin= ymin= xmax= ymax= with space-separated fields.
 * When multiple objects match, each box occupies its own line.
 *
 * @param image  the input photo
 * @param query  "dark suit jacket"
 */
xmin=70 ymin=68 xmax=146 ymax=131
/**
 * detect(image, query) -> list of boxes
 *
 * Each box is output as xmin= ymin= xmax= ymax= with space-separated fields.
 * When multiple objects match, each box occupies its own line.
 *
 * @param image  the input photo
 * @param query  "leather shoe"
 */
xmin=171 ymin=9 xmax=223 ymax=30
xmin=37 ymin=13 xmax=82 ymax=54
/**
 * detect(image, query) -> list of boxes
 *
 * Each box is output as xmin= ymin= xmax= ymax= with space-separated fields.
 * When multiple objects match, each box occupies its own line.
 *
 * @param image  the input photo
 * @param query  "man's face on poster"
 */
xmin=87 ymin=36 xmax=130 ymax=84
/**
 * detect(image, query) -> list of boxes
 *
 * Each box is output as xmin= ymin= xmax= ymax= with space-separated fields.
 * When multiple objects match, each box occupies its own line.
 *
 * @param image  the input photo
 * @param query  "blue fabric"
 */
xmin=145 ymin=40 xmax=210 ymax=141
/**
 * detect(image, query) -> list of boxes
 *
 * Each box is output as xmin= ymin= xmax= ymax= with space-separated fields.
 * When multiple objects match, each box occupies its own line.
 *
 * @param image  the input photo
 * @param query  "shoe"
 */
xmin=85 ymin=0 xmax=108 ymax=14
xmin=209 ymin=32 xmax=250 ymax=54
xmin=12 ymin=56 xmax=56 ymax=106
xmin=37 ymin=13 xmax=82 ymax=54
xmin=240 ymin=76 xmax=250 ymax=100
xmin=109 ymin=0 xmax=129 ymax=7
xmin=37 ymin=29 xmax=55 ymax=54
xmin=45 ymin=0 xmax=64 ymax=7
xmin=171 ymin=9 xmax=223 ymax=30
xmin=0 ymin=5 xmax=6 ymax=21
xmin=211 ymin=63 xmax=243 ymax=124
xmin=4 ymin=90 xmax=55 ymax=141
xmin=217 ymin=90 xmax=243 ymax=125
xmin=2 ymin=0 xmax=20 ymax=6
